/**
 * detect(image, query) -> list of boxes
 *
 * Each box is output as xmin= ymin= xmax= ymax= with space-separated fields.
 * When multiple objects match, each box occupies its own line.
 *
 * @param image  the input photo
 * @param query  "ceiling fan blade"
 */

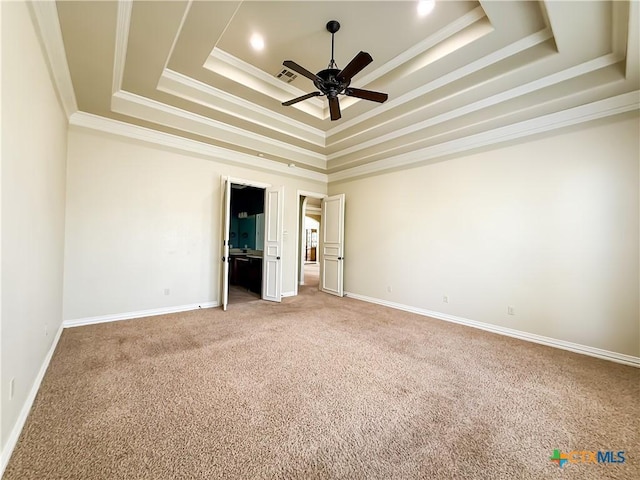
xmin=282 ymin=91 xmax=322 ymax=106
xmin=328 ymin=96 xmax=341 ymax=121
xmin=336 ymin=51 xmax=373 ymax=82
xmin=283 ymin=60 xmax=322 ymax=83
xmin=345 ymin=87 xmax=388 ymax=103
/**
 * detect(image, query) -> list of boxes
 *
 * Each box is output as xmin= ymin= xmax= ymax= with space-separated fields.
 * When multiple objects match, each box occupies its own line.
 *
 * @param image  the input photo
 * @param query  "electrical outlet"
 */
xmin=508 ymin=306 xmax=515 ymax=315
xmin=443 ymin=295 xmax=449 ymax=303
xmin=9 ymin=378 xmax=15 ymax=400
xmin=164 ymin=288 xmax=170 ymax=296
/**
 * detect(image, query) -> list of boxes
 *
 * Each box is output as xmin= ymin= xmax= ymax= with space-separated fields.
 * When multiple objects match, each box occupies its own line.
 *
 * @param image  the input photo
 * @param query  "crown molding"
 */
xmin=354 ymin=5 xmax=489 ymax=89
xmin=328 ymin=52 xmax=622 ymax=163
xmin=205 ymin=47 xmax=327 ymax=119
xmin=112 ymin=0 xmax=132 ymax=95
xmin=69 ymin=112 xmax=328 ymax=184
xmin=158 ymin=69 xmax=326 ymax=147
xmin=197 ymin=7 xmax=491 ymax=128
xmin=328 ymin=90 xmax=640 ymax=183
xmin=623 ymin=1 xmax=639 ymax=80
xmin=28 ymin=0 xmax=77 ymax=119
xmin=113 ymin=1 xmax=325 ymax=152
xmin=111 ymin=90 xmax=328 ymax=169
xmin=326 ymin=27 xmax=555 ymax=142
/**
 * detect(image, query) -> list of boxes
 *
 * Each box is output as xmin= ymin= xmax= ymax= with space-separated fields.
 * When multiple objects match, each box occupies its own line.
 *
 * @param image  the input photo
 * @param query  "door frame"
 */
xmin=295 ymin=190 xmax=327 ymax=296
xmin=221 ymin=176 xmax=272 ymax=307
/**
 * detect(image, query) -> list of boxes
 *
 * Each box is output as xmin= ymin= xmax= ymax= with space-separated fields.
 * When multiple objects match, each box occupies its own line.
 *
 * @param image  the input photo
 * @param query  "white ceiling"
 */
xmin=39 ymin=1 xmax=639 ymax=182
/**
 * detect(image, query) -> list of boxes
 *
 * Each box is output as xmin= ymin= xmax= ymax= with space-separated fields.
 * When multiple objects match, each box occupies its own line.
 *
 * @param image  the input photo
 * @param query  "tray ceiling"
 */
xmin=47 ymin=1 xmax=639 ymax=181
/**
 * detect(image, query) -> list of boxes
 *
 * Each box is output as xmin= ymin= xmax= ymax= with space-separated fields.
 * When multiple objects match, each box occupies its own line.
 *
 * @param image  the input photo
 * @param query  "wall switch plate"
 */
xmin=9 ymin=378 xmax=15 ymax=400
xmin=508 ymin=306 xmax=515 ymax=315
xmin=387 ymin=286 xmax=392 ymax=293
xmin=443 ymin=295 xmax=449 ymax=303
xmin=164 ymin=288 xmax=170 ymax=296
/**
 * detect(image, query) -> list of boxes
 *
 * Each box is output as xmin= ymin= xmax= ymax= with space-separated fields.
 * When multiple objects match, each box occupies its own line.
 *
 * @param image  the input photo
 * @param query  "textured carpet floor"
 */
xmin=5 ymin=286 xmax=639 ymax=479
xmin=303 ymin=263 xmax=319 ymax=287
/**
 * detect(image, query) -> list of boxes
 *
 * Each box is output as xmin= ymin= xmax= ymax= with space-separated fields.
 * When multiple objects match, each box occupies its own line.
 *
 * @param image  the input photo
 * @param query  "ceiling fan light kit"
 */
xmin=281 ymin=20 xmax=389 ymax=121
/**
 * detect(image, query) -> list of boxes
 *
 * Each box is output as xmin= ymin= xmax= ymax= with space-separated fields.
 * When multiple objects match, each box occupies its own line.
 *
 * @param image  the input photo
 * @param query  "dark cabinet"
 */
xmin=247 ymin=257 xmax=262 ymax=294
xmin=230 ymin=255 xmax=262 ymax=295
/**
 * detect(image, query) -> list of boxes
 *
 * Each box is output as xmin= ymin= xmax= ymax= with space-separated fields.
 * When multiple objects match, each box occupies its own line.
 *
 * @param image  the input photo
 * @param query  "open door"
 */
xmin=262 ymin=186 xmax=283 ymax=302
xmin=220 ymin=178 xmax=231 ymax=310
xmin=321 ymin=194 xmax=345 ymax=296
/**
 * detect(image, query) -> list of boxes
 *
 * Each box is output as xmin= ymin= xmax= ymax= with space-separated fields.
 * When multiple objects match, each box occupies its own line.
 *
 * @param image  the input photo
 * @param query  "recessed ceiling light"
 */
xmin=257 ymin=152 xmax=265 ymax=157
xmin=250 ymin=33 xmax=265 ymax=51
xmin=417 ymin=0 xmax=436 ymax=17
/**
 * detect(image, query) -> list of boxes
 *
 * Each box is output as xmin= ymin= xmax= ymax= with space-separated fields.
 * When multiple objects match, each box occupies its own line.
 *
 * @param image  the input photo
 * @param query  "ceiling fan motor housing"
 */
xmin=314 ymin=68 xmax=350 ymax=97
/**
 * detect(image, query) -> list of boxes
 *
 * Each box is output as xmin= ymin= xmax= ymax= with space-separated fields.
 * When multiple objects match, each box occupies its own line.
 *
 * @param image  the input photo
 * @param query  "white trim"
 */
xmin=28 ymin=0 xmax=78 ymax=118
xmin=226 ymin=175 xmax=271 ymax=190
xmin=111 ymin=90 xmax=327 ymax=169
xmin=354 ymin=6 xmax=488 ymax=90
xmin=69 ymin=112 xmax=328 ymax=183
xmin=306 ymin=206 xmax=322 ymax=214
xmin=160 ymin=0 xmax=192 ymax=72
xmin=281 ymin=291 xmax=295 ymax=298
xmin=112 ymin=0 xmax=132 ymax=95
xmin=328 ymin=91 xmax=640 ymax=182
xmin=158 ymin=69 xmax=326 ymax=147
xmin=328 ymin=52 xmax=621 ymax=161
xmin=295 ymin=190 xmax=327 ymax=296
xmin=205 ymin=47 xmax=326 ymax=118
xmin=0 ymin=323 xmax=65 ymax=477
xmin=326 ymin=27 xmax=554 ymax=140
xmin=200 ymin=7 xmax=487 ymax=123
xmin=344 ymin=292 xmax=640 ymax=368
xmin=63 ymin=302 xmax=219 ymax=328
xmin=297 ymin=190 xmax=328 ymax=198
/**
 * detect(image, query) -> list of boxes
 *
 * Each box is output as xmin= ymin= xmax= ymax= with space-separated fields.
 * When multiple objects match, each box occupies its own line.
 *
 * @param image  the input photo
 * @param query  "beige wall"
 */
xmin=63 ymin=128 xmax=326 ymax=321
xmin=1 ymin=1 xmax=68 ymax=449
xmin=330 ymin=114 xmax=640 ymax=357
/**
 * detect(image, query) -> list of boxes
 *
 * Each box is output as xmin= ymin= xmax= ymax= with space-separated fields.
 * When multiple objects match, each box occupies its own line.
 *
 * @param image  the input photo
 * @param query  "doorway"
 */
xmin=296 ymin=192 xmax=346 ymax=297
xmin=228 ymin=184 xmax=265 ymax=304
xmin=296 ymin=192 xmax=325 ymax=293
xmin=221 ymin=176 xmax=283 ymax=310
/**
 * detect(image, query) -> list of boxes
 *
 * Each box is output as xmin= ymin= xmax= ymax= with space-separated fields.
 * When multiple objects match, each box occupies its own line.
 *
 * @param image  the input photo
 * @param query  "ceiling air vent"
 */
xmin=276 ymin=68 xmax=298 ymax=83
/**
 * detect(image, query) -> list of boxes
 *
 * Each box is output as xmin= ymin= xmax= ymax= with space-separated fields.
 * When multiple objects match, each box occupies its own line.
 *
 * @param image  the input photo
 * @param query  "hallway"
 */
xmin=303 ymin=263 xmax=319 ymax=288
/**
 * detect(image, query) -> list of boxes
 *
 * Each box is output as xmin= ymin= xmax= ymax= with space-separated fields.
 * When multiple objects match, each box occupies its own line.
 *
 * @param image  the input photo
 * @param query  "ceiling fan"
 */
xmin=281 ymin=20 xmax=388 ymax=121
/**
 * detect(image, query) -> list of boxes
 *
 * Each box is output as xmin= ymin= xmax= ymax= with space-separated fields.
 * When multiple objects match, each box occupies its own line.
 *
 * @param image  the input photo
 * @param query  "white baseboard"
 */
xmin=0 ymin=322 xmax=65 ymax=477
xmin=281 ymin=291 xmax=296 ymax=298
xmin=63 ymin=301 xmax=219 ymax=328
xmin=344 ymin=292 xmax=640 ymax=368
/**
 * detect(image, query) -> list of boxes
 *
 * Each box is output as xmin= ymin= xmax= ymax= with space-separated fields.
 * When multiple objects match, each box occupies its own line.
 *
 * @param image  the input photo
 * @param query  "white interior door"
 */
xmin=321 ymin=194 xmax=345 ymax=296
xmin=262 ymin=186 xmax=283 ymax=302
xmin=220 ymin=178 xmax=231 ymax=311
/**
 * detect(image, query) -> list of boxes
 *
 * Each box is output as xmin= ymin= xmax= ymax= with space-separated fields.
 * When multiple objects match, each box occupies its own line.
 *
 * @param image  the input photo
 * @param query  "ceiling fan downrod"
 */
xmin=326 ymin=20 xmax=340 ymax=70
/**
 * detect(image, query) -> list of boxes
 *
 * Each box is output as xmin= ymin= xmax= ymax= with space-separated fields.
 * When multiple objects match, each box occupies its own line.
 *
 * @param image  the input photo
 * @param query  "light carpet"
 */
xmin=5 ymin=286 xmax=639 ymax=479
